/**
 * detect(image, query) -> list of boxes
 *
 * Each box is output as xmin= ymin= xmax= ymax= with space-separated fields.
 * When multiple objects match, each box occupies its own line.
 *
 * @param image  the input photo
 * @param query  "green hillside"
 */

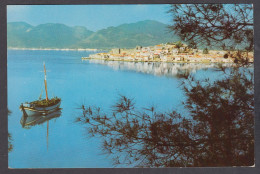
xmin=7 ymin=20 xmax=179 ymax=49
xmin=7 ymin=22 xmax=94 ymax=49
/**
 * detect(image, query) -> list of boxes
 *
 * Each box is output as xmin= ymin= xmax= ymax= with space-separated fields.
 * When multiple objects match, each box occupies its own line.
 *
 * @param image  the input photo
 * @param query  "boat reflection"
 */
xmin=20 ymin=109 xmax=62 ymax=128
xmin=86 ymin=60 xmax=233 ymax=78
xmin=20 ymin=109 xmax=62 ymax=150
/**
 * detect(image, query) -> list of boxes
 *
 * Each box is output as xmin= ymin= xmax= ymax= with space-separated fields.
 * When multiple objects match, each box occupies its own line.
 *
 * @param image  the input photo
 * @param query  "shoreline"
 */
xmin=81 ymin=57 xmax=240 ymax=64
xmin=8 ymin=47 xmax=103 ymax=51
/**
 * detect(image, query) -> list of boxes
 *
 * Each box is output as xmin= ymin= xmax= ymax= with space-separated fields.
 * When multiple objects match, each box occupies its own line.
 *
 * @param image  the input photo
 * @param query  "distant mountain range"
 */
xmin=7 ymin=20 xmax=179 ymax=49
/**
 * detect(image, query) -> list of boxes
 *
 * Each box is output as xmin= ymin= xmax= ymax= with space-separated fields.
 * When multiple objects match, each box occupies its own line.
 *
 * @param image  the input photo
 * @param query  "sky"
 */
xmin=7 ymin=5 xmax=172 ymax=31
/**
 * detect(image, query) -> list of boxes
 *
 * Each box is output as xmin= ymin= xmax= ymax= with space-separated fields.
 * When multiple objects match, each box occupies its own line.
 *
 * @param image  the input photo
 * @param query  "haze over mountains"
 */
xmin=7 ymin=20 xmax=179 ymax=49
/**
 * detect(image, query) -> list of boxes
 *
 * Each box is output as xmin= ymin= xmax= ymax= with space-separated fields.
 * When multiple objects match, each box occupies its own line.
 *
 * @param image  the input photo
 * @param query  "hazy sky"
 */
xmin=7 ymin=5 xmax=172 ymax=31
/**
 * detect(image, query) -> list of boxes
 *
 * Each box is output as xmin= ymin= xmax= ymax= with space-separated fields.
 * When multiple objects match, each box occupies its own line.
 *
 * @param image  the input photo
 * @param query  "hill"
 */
xmin=7 ymin=22 xmax=94 ymax=49
xmin=7 ymin=20 xmax=179 ymax=49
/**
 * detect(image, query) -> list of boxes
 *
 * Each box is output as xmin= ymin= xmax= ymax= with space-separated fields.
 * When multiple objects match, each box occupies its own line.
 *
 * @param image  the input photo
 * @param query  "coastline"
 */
xmin=81 ymin=57 xmax=237 ymax=64
xmin=8 ymin=47 xmax=102 ymax=51
xmin=82 ymin=43 xmax=254 ymax=64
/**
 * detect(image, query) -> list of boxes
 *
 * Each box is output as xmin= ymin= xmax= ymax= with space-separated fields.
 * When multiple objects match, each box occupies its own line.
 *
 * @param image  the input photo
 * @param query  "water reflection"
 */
xmin=86 ymin=60 xmax=233 ymax=77
xmin=20 ymin=109 xmax=62 ymax=150
xmin=20 ymin=109 xmax=62 ymax=128
xmin=75 ymin=67 xmax=254 ymax=167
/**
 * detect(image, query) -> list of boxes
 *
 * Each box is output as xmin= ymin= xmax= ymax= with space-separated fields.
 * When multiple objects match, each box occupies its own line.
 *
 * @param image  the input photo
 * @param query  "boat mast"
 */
xmin=44 ymin=62 xmax=49 ymax=101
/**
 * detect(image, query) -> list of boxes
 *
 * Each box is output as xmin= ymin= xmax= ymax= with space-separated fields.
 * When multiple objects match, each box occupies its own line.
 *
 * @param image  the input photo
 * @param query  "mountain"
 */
xmin=78 ymin=20 xmax=179 ymax=49
xmin=7 ymin=22 xmax=94 ymax=49
xmin=7 ymin=20 xmax=179 ymax=49
xmin=7 ymin=22 xmax=33 ymax=48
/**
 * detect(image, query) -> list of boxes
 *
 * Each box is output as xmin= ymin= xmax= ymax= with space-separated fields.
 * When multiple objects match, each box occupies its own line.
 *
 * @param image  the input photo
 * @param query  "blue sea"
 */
xmin=8 ymin=50 xmax=223 ymax=168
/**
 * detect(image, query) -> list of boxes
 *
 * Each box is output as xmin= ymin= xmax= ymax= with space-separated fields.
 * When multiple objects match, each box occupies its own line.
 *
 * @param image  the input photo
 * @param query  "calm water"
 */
xmin=8 ymin=50 xmax=221 ymax=168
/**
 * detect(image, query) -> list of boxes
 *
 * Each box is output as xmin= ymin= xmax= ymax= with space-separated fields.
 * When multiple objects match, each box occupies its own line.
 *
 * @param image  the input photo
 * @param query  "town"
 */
xmin=82 ymin=42 xmax=254 ymax=63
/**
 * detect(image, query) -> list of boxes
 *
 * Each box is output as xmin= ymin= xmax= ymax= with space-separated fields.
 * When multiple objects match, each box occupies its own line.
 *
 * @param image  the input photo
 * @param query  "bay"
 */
xmin=8 ymin=50 xmax=221 ymax=168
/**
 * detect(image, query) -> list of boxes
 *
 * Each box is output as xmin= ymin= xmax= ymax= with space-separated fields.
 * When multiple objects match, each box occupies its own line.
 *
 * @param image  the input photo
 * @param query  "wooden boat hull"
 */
xmin=20 ymin=100 xmax=61 ymax=116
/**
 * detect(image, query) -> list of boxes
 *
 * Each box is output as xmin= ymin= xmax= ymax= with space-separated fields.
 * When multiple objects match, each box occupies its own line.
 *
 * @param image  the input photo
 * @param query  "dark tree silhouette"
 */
xmin=168 ymin=4 xmax=253 ymax=51
xmin=175 ymin=41 xmax=183 ymax=48
xmin=8 ymin=133 xmax=13 ymax=153
xmin=75 ymin=67 xmax=254 ymax=167
xmin=8 ymin=109 xmax=13 ymax=153
xmin=203 ymin=48 xmax=209 ymax=54
xmin=181 ymin=67 xmax=254 ymax=166
xmin=75 ymin=4 xmax=254 ymax=167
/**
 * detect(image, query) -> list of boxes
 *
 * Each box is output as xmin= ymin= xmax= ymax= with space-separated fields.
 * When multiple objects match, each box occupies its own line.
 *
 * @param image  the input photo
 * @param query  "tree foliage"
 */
xmin=203 ymin=47 xmax=209 ymax=54
xmin=8 ymin=109 xmax=13 ymax=153
xmin=8 ymin=133 xmax=13 ymax=153
xmin=175 ymin=41 xmax=183 ymax=48
xmin=168 ymin=4 xmax=253 ymax=51
xmin=75 ymin=4 xmax=254 ymax=167
xmin=75 ymin=67 xmax=254 ymax=167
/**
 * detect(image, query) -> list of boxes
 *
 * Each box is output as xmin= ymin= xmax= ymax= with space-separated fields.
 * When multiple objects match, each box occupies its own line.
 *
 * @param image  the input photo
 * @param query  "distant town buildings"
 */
xmin=83 ymin=42 xmax=254 ymax=63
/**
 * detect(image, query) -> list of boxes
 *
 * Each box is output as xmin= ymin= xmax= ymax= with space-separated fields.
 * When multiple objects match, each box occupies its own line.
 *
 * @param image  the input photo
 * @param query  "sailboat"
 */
xmin=20 ymin=62 xmax=61 ymax=116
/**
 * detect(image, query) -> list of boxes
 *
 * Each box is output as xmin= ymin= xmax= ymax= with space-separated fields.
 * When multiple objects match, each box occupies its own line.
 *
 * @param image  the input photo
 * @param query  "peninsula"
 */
xmin=82 ymin=42 xmax=254 ymax=63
